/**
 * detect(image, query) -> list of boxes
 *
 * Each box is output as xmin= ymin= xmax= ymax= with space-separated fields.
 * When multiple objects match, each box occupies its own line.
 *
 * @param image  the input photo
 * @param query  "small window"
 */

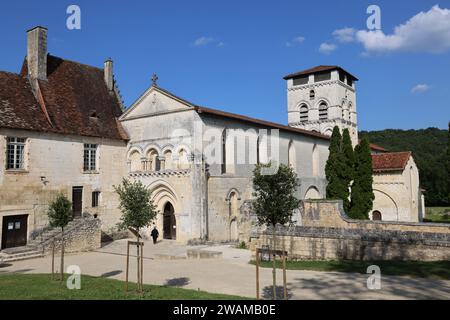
xmin=309 ymin=90 xmax=315 ymax=100
xmin=6 ymin=137 xmax=26 ymax=170
xmin=92 ymin=191 xmax=100 ymax=207
xmin=319 ymin=103 xmax=328 ymax=120
xmin=339 ymin=72 xmax=345 ymax=83
xmin=314 ymin=71 xmax=331 ymax=82
xmin=84 ymin=144 xmax=98 ymax=171
xmin=293 ymin=75 xmax=308 ymax=86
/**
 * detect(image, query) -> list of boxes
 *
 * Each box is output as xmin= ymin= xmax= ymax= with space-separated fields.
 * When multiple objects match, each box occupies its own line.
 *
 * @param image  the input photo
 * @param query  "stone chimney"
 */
xmin=104 ymin=58 xmax=114 ymax=92
xmin=27 ymin=26 xmax=48 ymax=80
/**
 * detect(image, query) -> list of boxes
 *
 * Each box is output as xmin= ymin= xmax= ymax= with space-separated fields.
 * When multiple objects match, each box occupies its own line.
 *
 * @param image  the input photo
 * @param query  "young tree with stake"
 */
xmin=47 ymin=194 xmax=72 ymax=282
xmin=252 ymin=163 xmax=300 ymax=300
xmin=114 ymin=178 xmax=158 ymax=291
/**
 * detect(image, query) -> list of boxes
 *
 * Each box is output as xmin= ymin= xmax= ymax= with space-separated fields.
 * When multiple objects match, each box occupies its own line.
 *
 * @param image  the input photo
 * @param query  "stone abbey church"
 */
xmin=0 ymin=27 xmax=425 ymax=249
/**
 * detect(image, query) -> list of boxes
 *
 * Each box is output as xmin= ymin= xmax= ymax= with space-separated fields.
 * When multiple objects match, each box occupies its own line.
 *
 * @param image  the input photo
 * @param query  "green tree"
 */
xmin=252 ymin=163 xmax=300 ymax=300
xmin=114 ymin=178 xmax=158 ymax=292
xmin=47 ymin=194 xmax=72 ymax=282
xmin=114 ymin=178 xmax=158 ymax=240
xmin=360 ymin=128 xmax=448 ymax=206
xmin=447 ymin=122 xmax=450 ymax=202
xmin=325 ymin=126 xmax=344 ymax=200
xmin=341 ymin=128 xmax=355 ymax=212
xmin=349 ymin=137 xmax=374 ymax=219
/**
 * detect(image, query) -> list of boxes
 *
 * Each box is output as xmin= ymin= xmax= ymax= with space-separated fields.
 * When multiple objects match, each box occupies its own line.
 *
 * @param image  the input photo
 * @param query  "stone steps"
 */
xmin=1 ymin=219 xmax=87 ymax=263
xmin=1 ymin=247 xmax=44 ymax=262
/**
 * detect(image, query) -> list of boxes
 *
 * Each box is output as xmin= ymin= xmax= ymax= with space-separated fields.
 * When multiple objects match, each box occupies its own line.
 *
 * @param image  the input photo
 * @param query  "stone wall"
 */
xmin=250 ymin=200 xmax=450 ymax=261
xmin=39 ymin=217 xmax=101 ymax=254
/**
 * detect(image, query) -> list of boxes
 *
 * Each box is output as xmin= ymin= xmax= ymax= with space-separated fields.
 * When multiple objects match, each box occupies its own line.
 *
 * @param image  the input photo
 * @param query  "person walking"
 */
xmin=151 ymin=226 xmax=159 ymax=244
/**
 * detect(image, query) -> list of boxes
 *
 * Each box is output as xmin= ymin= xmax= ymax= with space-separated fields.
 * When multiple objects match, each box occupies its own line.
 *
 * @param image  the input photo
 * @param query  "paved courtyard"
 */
xmin=1 ymin=239 xmax=449 ymax=299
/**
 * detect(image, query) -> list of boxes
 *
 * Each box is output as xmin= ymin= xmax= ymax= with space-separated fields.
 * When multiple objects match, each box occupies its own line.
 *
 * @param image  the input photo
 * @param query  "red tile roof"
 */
xmin=283 ymin=65 xmax=359 ymax=81
xmin=194 ymin=106 xmax=331 ymax=141
xmin=0 ymin=55 xmax=128 ymax=140
xmin=369 ymin=143 xmax=387 ymax=152
xmin=371 ymin=151 xmax=412 ymax=172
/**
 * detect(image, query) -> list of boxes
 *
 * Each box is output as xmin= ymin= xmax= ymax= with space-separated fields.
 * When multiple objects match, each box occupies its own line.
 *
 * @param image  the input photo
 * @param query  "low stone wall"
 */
xmin=250 ymin=200 xmax=450 ymax=261
xmin=41 ymin=217 xmax=101 ymax=254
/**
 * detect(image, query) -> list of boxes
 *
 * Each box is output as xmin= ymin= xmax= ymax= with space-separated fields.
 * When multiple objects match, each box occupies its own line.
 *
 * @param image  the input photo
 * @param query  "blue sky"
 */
xmin=0 ymin=0 xmax=449 ymax=131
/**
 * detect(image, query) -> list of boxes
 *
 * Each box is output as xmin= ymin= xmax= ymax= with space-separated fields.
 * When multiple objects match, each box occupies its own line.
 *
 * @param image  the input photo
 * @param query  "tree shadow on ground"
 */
xmin=288 ymin=273 xmax=450 ymax=300
xmin=164 ymin=277 xmax=190 ymax=287
xmin=100 ymin=270 xmax=122 ymax=278
xmin=262 ymin=285 xmax=293 ymax=300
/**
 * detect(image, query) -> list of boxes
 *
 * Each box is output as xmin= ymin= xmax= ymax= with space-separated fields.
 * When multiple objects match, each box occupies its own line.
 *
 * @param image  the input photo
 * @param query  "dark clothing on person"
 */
xmin=151 ymin=228 xmax=159 ymax=244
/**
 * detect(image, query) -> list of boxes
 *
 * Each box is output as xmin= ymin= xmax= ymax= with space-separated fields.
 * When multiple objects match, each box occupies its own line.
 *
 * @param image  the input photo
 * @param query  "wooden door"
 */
xmin=72 ymin=187 xmax=83 ymax=218
xmin=1 ymin=215 xmax=28 ymax=249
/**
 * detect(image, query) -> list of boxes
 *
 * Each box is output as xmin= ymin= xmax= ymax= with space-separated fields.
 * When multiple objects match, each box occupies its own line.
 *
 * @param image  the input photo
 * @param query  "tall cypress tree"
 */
xmin=447 ymin=122 xmax=450 ymax=203
xmin=325 ymin=126 xmax=345 ymax=200
xmin=349 ymin=137 xmax=374 ymax=219
xmin=341 ymin=128 xmax=355 ymax=212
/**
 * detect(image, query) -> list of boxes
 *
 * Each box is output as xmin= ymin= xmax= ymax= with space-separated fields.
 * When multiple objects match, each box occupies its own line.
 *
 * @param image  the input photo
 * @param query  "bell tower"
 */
xmin=284 ymin=65 xmax=359 ymax=146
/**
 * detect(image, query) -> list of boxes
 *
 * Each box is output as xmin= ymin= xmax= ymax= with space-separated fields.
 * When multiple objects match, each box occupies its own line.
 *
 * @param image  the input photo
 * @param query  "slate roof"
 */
xmin=371 ymin=151 xmax=412 ymax=172
xmin=0 ymin=55 xmax=128 ymax=140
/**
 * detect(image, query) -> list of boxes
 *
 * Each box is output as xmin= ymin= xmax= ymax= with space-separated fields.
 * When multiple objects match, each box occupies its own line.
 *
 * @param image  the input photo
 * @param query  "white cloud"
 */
xmin=192 ymin=37 xmax=223 ymax=47
xmin=319 ymin=42 xmax=337 ymax=54
xmin=332 ymin=27 xmax=355 ymax=43
xmin=411 ymin=84 xmax=430 ymax=94
xmin=286 ymin=36 xmax=305 ymax=47
xmin=356 ymin=5 xmax=450 ymax=54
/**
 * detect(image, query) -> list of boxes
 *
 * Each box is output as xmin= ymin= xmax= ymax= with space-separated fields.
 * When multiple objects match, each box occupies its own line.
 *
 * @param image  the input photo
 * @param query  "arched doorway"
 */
xmin=163 ymin=202 xmax=176 ymax=240
xmin=230 ymin=219 xmax=238 ymax=242
xmin=372 ymin=210 xmax=382 ymax=221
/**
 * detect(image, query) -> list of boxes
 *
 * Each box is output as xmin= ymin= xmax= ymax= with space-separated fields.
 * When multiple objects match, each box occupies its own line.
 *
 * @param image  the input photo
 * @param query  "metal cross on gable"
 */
xmin=151 ymin=73 xmax=158 ymax=86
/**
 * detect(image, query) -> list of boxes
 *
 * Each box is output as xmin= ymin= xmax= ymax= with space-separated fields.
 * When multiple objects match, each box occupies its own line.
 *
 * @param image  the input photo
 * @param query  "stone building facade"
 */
xmin=0 ymin=26 xmax=425 ymax=249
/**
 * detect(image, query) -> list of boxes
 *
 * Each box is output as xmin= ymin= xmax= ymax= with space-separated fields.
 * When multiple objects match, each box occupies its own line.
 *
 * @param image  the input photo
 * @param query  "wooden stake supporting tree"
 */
xmin=47 ymin=194 xmax=72 ymax=282
xmin=114 ymin=178 xmax=158 ymax=293
xmin=255 ymin=248 xmax=288 ymax=300
xmin=125 ymin=240 xmax=144 ymax=292
xmin=252 ymin=162 xmax=299 ymax=300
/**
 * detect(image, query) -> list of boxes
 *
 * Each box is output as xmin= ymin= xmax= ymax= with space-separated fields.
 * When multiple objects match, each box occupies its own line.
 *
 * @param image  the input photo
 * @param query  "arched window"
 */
xmin=348 ymin=103 xmax=352 ymax=122
xmin=129 ymin=150 xmax=142 ymax=172
xmin=229 ymin=191 xmax=239 ymax=241
xmin=309 ymin=90 xmax=315 ymax=100
xmin=221 ymin=130 xmax=227 ymax=174
xmin=178 ymin=149 xmax=189 ymax=170
xmin=312 ymin=144 xmax=319 ymax=176
xmin=147 ymin=149 xmax=160 ymax=171
xmin=372 ymin=210 xmax=382 ymax=221
xmin=319 ymin=102 xmax=328 ymax=120
xmin=300 ymin=105 xmax=308 ymax=122
xmin=164 ymin=150 xmax=173 ymax=170
xmin=288 ymin=140 xmax=296 ymax=171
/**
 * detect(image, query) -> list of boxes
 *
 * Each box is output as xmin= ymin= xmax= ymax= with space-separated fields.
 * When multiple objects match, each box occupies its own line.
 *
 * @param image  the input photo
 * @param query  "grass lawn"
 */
xmin=250 ymin=260 xmax=450 ymax=280
xmin=0 ymin=273 xmax=247 ymax=300
xmin=424 ymin=207 xmax=450 ymax=223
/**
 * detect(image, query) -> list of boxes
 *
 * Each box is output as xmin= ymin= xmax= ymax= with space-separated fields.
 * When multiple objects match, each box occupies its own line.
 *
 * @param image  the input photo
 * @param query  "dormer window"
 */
xmin=90 ymin=110 xmax=98 ymax=119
